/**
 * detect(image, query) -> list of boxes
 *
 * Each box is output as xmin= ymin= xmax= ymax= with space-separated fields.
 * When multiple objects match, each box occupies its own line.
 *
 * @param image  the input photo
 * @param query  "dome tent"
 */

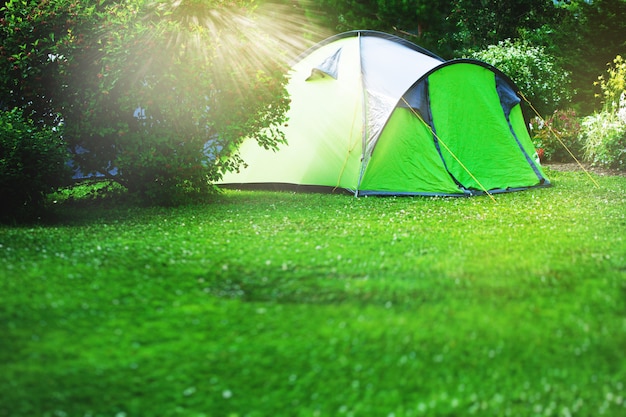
xmin=219 ymin=30 xmax=550 ymax=196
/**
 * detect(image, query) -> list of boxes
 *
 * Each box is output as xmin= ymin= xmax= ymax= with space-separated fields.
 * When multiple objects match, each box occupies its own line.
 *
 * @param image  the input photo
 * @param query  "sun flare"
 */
xmin=142 ymin=0 xmax=329 ymax=80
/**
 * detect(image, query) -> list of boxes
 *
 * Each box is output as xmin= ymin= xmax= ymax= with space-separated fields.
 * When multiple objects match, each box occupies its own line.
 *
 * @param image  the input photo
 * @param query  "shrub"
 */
xmin=530 ymin=109 xmax=583 ymax=162
xmin=581 ymin=55 xmax=626 ymax=171
xmin=471 ymin=39 xmax=572 ymax=116
xmin=581 ymin=111 xmax=626 ymax=170
xmin=112 ymin=130 xmax=219 ymax=206
xmin=595 ymin=55 xmax=626 ymax=113
xmin=49 ymin=180 xmax=127 ymax=206
xmin=0 ymin=108 xmax=72 ymax=221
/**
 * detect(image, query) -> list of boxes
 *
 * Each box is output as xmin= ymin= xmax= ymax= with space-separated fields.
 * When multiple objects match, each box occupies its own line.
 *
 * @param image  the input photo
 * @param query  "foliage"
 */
xmin=448 ymin=0 xmax=563 ymax=54
xmin=73 ymin=0 xmax=292 ymax=205
xmin=1 ymin=174 xmax=626 ymax=416
xmin=0 ymin=0 xmax=102 ymax=122
xmin=312 ymin=0 xmax=453 ymax=56
xmin=304 ymin=0 xmax=625 ymax=112
xmin=0 ymin=108 xmax=72 ymax=221
xmin=49 ymin=179 xmax=127 ymax=205
xmin=580 ymin=55 xmax=626 ymax=171
xmin=0 ymin=0 xmax=291 ymax=206
xmin=510 ymin=0 xmax=626 ymax=114
xmin=595 ymin=55 xmax=626 ymax=113
xmin=530 ymin=109 xmax=582 ymax=163
xmin=581 ymin=111 xmax=626 ymax=171
xmin=310 ymin=0 xmax=566 ymax=60
xmin=471 ymin=39 xmax=571 ymax=117
xmin=564 ymin=0 xmax=626 ymax=113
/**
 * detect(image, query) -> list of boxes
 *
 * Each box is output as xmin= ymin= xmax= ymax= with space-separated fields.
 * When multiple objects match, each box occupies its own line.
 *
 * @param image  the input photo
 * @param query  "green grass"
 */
xmin=1 ymin=168 xmax=625 ymax=417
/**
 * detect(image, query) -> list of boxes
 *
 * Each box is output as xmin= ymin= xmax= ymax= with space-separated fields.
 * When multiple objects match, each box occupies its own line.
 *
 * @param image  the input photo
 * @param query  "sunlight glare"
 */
xmin=144 ymin=0 xmax=329 ymax=85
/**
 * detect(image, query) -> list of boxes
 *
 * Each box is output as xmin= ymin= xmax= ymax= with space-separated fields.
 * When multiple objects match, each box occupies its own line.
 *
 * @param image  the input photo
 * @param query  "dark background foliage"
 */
xmin=0 ymin=108 xmax=72 ymax=221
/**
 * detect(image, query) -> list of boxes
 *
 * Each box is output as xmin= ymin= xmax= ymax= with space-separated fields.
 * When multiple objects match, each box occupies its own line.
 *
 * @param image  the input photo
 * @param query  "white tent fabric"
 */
xmin=220 ymin=31 xmax=444 ymax=191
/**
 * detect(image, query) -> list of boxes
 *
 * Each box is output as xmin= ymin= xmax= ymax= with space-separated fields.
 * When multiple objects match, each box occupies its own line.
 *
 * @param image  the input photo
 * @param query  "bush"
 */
xmin=581 ymin=111 xmax=626 ymax=170
xmin=471 ymin=39 xmax=572 ymax=116
xmin=1 ymin=0 xmax=290 ymax=207
xmin=580 ymin=55 xmax=626 ymax=171
xmin=0 ymin=108 xmax=72 ymax=221
xmin=530 ymin=109 xmax=583 ymax=162
xmin=111 ymin=129 xmax=217 ymax=207
xmin=595 ymin=55 xmax=626 ymax=113
xmin=49 ymin=180 xmax=127 ymax=206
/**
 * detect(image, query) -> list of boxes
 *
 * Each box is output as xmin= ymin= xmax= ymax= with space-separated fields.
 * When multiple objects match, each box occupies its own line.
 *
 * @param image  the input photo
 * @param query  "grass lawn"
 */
xmin=1 ymin=168 xmax=625 ymax=417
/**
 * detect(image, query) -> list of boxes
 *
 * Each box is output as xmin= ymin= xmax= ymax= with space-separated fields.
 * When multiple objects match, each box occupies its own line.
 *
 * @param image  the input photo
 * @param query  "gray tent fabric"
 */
xmin=307 ymin=48 xmax=343 ymax=80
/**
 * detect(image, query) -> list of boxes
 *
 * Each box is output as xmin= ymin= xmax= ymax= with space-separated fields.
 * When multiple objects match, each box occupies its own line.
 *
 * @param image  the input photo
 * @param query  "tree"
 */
xmin=0 ymin=0 xmax=103 ymax=120
xmin=555 ymin=0 xmax=626 ymax=113
xmin=307 ymin=0 xmax=567 ymax=59
xmin=312 ymin=0 xmax=455 ymax=57
xmin=0 ymin=0 xmax=293 ymax=205
xmin=303 ymin=0 xmax=625 ymax=114
xmin=447 ymin=0 xmax=563 ymax=53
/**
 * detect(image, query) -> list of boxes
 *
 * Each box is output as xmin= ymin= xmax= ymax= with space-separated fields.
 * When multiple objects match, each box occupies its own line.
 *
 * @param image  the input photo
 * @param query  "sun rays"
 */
xmin=140 ymin=0 xmax=328 ymax=80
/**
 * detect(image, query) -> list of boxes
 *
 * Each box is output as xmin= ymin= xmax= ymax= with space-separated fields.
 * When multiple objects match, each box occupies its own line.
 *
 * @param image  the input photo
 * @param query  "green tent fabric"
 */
xmin=428 ymin=62 xmax=545 ymax=192
xmin=219 ymin=30 xmax=550 ymax=196
xmin=359 ymin=108 xmax=462 ymax=195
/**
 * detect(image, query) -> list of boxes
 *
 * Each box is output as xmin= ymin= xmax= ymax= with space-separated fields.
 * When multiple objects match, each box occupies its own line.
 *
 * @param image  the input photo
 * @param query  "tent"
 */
xmin=219 ymin=30 xmax=550 ymax=196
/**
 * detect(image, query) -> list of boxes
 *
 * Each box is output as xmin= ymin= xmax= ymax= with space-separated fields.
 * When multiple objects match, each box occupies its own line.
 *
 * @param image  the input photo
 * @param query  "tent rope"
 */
xmin=518 ymin=91 xmax=600 ymax=188
xmin=334 ymin=101 xmax=361 ymax=193
xmin=400 ymin=97 xmax=497 ymax=202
